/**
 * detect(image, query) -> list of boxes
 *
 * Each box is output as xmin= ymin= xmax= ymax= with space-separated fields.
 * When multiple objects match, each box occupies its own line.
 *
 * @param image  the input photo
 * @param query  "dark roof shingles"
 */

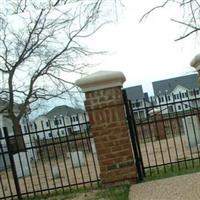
xmin=153 ymin=74 xmax=199 ymax=96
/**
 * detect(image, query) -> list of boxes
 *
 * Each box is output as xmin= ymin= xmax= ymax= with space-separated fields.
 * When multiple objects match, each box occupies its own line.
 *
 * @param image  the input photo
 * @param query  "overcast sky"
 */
xmin=30 ymin=0 xmax=200 ymax=116
xmin=82 ymin=0 xmax=200 ymax=96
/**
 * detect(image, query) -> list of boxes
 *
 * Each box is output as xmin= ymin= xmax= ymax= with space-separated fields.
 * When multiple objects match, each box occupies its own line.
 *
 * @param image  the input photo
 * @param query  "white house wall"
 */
xmin=155 ymin=85 xmax=200 ymax=114
xmin=33 ymin=113 xmax=88 ymax=140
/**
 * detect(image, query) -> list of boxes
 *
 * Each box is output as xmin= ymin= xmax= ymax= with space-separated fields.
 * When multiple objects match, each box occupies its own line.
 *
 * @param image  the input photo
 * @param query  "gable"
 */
xmin=171 ymin=85 xmax=189 ymax=94
xmin=153 ymin=74 xmax=199 ymax=96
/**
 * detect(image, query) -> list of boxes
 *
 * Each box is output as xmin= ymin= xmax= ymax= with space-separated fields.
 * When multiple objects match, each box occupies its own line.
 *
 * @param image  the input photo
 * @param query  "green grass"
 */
xmin=87 ymin=185 xmax=130 ymax=200
xmin=24 ymin=185 xmax=130 ymax=200
xmin=144 ymin=159 xmax=200 ymax=182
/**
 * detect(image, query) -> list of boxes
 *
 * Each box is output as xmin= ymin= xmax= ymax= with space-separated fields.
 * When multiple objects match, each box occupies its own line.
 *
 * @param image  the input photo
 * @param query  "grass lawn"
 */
xmin=144 ymin=158 xmax=200 ymax=182
xmin=24 ymin=185 xmax=130 ymax=200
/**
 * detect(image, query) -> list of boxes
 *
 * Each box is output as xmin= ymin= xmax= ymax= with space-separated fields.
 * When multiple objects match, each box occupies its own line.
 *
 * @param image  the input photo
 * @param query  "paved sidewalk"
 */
xmin=129 ymin=172 xmax=200 ymax=200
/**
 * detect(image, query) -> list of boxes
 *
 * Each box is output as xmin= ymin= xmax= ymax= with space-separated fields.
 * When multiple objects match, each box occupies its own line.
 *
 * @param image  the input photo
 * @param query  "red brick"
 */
xmin=83 ymin=86 xmax=136 ymax=185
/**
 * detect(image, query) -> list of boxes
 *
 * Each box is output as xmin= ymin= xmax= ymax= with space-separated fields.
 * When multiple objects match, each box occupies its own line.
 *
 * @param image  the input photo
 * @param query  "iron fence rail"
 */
xmin=0 ymin=113 xmax=99 ymax=199
xmin=126 ymin=90 xmax=200 ymax=178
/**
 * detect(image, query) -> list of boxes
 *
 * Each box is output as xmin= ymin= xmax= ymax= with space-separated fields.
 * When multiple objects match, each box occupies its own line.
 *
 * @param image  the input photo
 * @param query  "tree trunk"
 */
xmin=9 ymin=118 xmax=26 ymax=153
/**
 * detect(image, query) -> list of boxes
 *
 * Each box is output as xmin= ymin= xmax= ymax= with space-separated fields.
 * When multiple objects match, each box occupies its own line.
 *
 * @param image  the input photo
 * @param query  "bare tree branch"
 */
xmin=139 ymin=0 xmax=170 ymax=23
xmin=140 ymin=0 xmax=200 ymax=40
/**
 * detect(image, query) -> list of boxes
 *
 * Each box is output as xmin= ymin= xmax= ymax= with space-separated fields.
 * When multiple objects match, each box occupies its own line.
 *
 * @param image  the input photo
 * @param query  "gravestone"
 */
xmin=71 ymin=151 xmax=86 ymax=167
xmin=182 ymin=115 xmax=200 ymax=148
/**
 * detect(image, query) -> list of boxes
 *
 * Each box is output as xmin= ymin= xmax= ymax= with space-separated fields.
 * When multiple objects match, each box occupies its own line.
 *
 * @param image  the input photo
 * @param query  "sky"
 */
xmin=82 ymin=0 xmax=200 ymax=96
xmin=2 ymin=0 xmax=200 ymax=117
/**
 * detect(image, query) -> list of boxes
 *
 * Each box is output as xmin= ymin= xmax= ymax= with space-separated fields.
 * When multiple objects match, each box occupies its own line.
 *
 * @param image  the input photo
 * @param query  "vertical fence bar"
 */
xmin=76 ymin=113 xmax=93 ymax=187
xmin=180 ymin=92 xmax=194 ymax=167
xmin=48 ymin=119 xmax=64 ymax=191
xmin=178 ymin=92 xmax=191 ymax=168
xmin=69 ymin=115 xmax=85 ymax=188
xmin=40 ymin=121 xmax=57 ymax=192
xmin=190 ymin=90 xmax=200 ymax=154
xmin=55 ymin=117 xmax=71 ymax=190
xmin=152 ymin=98 xmax=166 ymax=172
xmin=186 ymin=90 xmax=199 ymax=166
xmin=168 ymin=93 xmax=181 ymax=170
xmin=122 ymin=90 xmax=144 ymax=180
xmin=0 ymin=129 xmax=14 ymax=198
xmin=193 ymin=89 xmax=200 ymax=164
xmin=157 ymin=95 xmax=173 ymax=172
xmin=14 ymin=133 xmax=29 ymax=197
xmin=3 ymin=127 xmax=22 ymax=200
xmin=164 ymin=94 xmax=183 ymax=170
xmin=128 ymin=100 xmax=145 ymax=177
xmin=62 ymin=117 xmax=79 ymax=189
xmin=148 ymin=97 xmax=160 ymax=174
xmin=83 ymin=113 xmax=100 ymax=186
xmin=26 ymin=120 xmax=43 ymax=195
xmin=20 ymin=129 xmax=36 ymax=197
xmin=136 ymin=98 xmax=152 ymax=176
xmin=35 ymin=124 xmax=51 ymax=194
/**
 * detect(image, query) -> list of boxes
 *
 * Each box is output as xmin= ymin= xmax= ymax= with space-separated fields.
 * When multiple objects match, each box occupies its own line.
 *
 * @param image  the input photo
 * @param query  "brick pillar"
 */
xmin=76 ymin=71 xmax=136 ymax=185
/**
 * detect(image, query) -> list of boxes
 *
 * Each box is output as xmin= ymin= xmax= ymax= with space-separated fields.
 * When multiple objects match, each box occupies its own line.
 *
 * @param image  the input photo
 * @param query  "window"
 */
xmin=46 ymin=121 xmax=49 ymax=127
xmin=49 ymin=132 xmax=52 ymax=137
xmin=158 ymin=97 xmax=164 ymax=103
xmin=59 ymin=119 xmax=62 ymax=125
xmin=72 ymin=116 xmax=79 ymax=122
xmin=61 ymin=130 xmax=65 ymax=135
xmin=54 ymin=119 xmax=58 ymax=126
xmin=195 ymin=90 xmax=199 ymax=95
xmin=133 ymin=102 xmax=140 ymax=108
xmin=185 ymin=104 xmax=188 ymax=108
xmin=173 ymin=94 xmax=180 ymax=100
xmin=190 ymin=91 xmax=194 ymax=96
xmin=135 ymin=102 xmax=141 ymax=107
xmin=167 ymin=96 xmax=171 ymax=101
xmin=24 ymin=126 xmax=27 ymax=133
xmin=168 ymin=106 xmax=173 ymax=113
xmin=68 ymin=128 xmax=72 ymax=134
xmin=178 ymin=105 xmax=181 ymax=110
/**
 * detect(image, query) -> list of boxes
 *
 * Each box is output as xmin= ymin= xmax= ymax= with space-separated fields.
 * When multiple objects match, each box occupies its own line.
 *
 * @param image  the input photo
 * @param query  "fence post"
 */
xmin=3 ymin=127 xmax=22 ymax=199
xmin=76 ymin=71 xmax=137 ymax=185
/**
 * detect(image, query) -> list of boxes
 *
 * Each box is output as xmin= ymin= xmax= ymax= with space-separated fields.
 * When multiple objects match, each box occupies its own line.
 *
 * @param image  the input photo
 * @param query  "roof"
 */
xmin=125 ymin=85 xmax=144 ymax=101
xmin=153 ymin=74 xmax=199 ymax=96
xmin=46 ymin=105 xmax=84 ymax=119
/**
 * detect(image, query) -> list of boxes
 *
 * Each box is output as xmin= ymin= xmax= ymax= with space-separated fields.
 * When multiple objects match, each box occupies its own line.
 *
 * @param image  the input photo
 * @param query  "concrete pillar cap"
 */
xmin=75 ymin=70 xmax=126 ymax=92
xmin=191 ymin=54 xmax=200 ymax=71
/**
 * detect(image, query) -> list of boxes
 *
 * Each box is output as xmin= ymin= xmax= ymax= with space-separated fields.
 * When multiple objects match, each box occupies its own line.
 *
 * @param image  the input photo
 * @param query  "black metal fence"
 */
xmin=127 ymin=90 xmax=200 ymax=178
xmin=0 ymin=113 xmax=99 ymax=199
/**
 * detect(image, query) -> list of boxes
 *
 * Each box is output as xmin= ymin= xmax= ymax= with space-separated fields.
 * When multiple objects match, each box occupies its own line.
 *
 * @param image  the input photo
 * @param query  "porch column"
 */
xmin=76 ymin=71 xmax=137 ymax=185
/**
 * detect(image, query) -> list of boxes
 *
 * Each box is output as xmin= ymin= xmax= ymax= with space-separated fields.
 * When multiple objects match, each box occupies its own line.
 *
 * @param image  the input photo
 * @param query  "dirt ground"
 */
xmin=0 ymin=153 xmax=100 ymax=199
xmin=140 ymin=135 xmax=200 ymax=167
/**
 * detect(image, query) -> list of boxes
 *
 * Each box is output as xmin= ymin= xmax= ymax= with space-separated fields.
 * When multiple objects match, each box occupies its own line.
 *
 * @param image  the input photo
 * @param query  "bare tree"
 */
xmin=0 ymin=0 xmax=119 ymax=150
xmin=140 ymin=0 xmax=200 ymax=41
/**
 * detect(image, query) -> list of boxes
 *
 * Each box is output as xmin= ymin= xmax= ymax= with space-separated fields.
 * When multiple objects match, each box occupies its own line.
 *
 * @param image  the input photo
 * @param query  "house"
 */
xmin=0 ymin=99 xmax=32 ymax=169
xmin=125 ymin=85 xmax=150 ymax=120
xmin=152 ymin=73 xmax=200 ymax=113
xmin=33 ymin=105 xmax=87 ymax=140
xmin=0 ymin=99 xmax=29 ymax=135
